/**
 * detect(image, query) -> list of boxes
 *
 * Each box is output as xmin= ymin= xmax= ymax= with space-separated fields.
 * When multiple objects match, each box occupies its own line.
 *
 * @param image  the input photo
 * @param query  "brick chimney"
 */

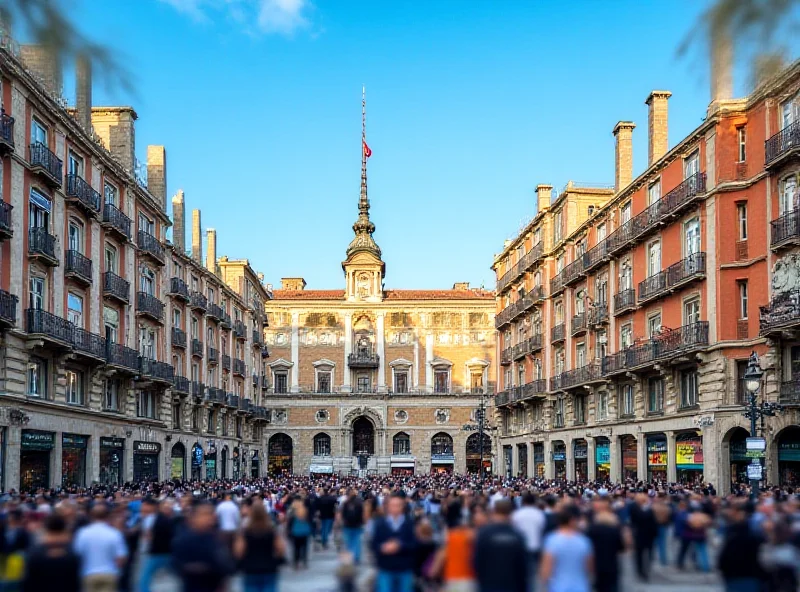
xmin=171 ymin=190 xmax=185 ymax=254
xmin=146 ymin=145 xmax=167 ymax=209
xmin=206 ymin=229 xmax=217 ymax=274
xmin=536 ymin=184 xmax=553 ymax=214
xmin=646 ymin=91 xmax=671 ymax=165
xmin=280 ymin=278 xmax=306 ymax=291
xmin=75 ymin=54 xmax=92 ymax=131
xmin=191 ymin=209 xmax=202 ymax=264
xmin=91 ymin=107 xmax=137 ymax=173
xmin=711 ymin=29 xmax=733 ymax=103
xmin=20 ymin=45 xmax=62 ymax=96
xmin=452 ymin=282 xmax=470 ymax=290
xmin=613 ymin=121 xmax=636 ymax=192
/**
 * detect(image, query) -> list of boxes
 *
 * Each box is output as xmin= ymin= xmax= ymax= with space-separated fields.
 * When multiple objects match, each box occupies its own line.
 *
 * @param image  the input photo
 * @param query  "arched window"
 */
xmin=431 ymin=432 xmax=453 ymax=456
xmin=393 ymin=432 xmax=411 ymax=455
xmin=313 ymin=433 xmax=331 ymax=456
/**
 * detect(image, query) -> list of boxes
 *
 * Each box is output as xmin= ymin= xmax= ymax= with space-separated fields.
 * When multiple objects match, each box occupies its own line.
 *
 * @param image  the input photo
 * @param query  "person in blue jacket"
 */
xmin=371 ymin=493 xmax=418 ymax=592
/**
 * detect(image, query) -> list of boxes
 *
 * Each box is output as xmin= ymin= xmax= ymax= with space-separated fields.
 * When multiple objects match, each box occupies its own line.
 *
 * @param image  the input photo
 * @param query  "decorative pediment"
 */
xmin=313 ymin=358 xmax=337 ymax=368
xmin=430 ymin=357 xmax=453 ymax=368
xmin=389 ymin=358 xmax=413 ymax=368
xmin=465 ymin=357 xmax=490 ymax=368
xmin=269 ymin=358 xmax=293 ymax=369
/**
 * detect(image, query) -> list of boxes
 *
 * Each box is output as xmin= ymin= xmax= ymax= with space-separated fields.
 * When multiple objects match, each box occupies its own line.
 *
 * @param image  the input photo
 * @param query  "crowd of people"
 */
xmin=0 ymin=474 xmax=797 ymax=592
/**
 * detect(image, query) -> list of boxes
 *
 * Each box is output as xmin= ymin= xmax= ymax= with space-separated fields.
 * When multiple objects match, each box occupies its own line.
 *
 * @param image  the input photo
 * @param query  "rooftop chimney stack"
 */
xmin=146 ymin=145 xmax=167 ymax=210
xmin=536 ymin=184 xmax=553 ymax=214
xmin=206 ymin=229 xmax=217 ymax=274
xmin=711 ymin=28 xmax=733 ymax=104
xmin=646 ymin=91 xmax=671 ymax=165
xmin=280 ymin=278 xmax=306 ymax=291
xmin=171 ymin=190 xmax=185 ymax=254
xmin=91 ymin=107 xmax=137 ymax=173
xmin=191 ymin=209 xmax=202 ymax=264
xmin=75 ymin=54 xmax=92 ymax=131
xmin=613 ymin=121 xmax=636 ymax=192
xmin=20 ymin=45 xmax=62 ymax=96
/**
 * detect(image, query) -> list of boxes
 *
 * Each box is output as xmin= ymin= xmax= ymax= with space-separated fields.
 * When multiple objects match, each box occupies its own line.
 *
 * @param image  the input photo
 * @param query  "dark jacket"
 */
xmin=149 ymin=513 xmax=176 ymax=555
xmin=341 ymin=497 xmax=364 ymax=528
xmin=171 ymin=529 xmax=234 ymax=592
xmin=629 ymin=504 xmax=658 ymax=543
xmin=718 ymin=522 xmax=765 ymax=581
xmin=370 ymin=516 xmax=417 ymax=573
xmin=315 ymin=495 xmax=338 ymax=520
xmin=473 ymin=523 xmax=528 ymax=592
xmin=22 ymin=542 xmax=81 ymax=592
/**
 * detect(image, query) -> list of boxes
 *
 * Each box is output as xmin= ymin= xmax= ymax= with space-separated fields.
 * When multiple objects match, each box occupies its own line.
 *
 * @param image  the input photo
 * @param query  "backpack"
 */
xmin=291 ymin=517 xmax=311 ymax=538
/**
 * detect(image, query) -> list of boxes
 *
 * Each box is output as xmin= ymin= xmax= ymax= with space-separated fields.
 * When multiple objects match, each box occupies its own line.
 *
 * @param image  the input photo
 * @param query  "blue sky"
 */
xmin=63 ymin=0 xmax=745 ymax=290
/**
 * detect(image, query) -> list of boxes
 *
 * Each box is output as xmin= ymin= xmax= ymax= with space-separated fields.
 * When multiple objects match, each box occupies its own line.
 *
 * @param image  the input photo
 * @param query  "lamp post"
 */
xmin=462 ymin=389 xmax=493 ymax=489
xmin=742 ymin=352 xmax=783 ymax=499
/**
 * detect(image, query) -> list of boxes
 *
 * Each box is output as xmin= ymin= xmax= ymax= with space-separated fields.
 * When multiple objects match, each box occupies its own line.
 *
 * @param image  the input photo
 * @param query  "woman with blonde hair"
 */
xmin=234 ymin=500 xmax=286 ymax=592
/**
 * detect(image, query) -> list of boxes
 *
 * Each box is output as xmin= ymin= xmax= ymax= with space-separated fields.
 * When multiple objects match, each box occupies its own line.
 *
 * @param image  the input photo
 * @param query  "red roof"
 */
xmin=270 ymin=289 xmax=494 ymax=301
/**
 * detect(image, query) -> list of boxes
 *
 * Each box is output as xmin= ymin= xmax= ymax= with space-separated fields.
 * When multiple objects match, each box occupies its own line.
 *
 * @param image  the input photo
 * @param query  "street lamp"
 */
xmin=461 ymin=389 xmax=494 ymax=489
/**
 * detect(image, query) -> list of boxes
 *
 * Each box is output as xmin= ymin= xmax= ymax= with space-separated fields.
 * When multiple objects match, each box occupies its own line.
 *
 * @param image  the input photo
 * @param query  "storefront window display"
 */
xmin=573 ymin=440 xmax=588 ymax=481
xmin=61 ymin=433 xmax=88 ymax=487
xmin=170 ymin=442 xmax=186 ymax=479
xmin=132 ymin=441 xmax=160 ymax=482
xmin=621 ymin=436 xmax=638 ymax=481
xmin=595 ymin=437 xmax=610 ymax=481
xmin=647 ymin=434 xmax=667 ymax=482
xmin=552 ymin=441 xmax=566 ymax=480
xmin=533 ymin=443 xmax=545 ymax=478
xmin=778 ymin=427 xmax=800 ymax=487
xmin=20 ymin=430 xmax=54 ymax=491
xmin=191 ymin=444 xmax=204 ymax=480
xmin=675 ymin=432 xmax=703 ymax=485
xmin=99 ymin=437 xmax=124 ymax=486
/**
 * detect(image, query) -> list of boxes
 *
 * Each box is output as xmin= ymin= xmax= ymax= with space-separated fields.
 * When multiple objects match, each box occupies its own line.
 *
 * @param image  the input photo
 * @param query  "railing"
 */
xmin=601 ymin=351 xmax=626 ymax=375
xmin=106 ymin=342 xmax=139 ymax=371
xmin=191 ymin=338 xmax=203 ymax=357
xmin=662 ymin=172 xmax=706 ymax=215
xmin=530 ymin=284 xmax=546 ymax=301
xmin=139 ymin=357 xmax=174 ymax=382
xmin=169 ymin=277 xmax=190 ymax=300
xmin=65 ymin=174 xmax=101 ymax=213
xmin=103 ymin=271 xmax=130 ymax=302
xmin=765 ymin=120 xmax=800 ymax=164
xmin=189 ymin=290 xmax=207 ymax=311
xmin=638 ymin=271 xmax=668 ymax=302
xmin=549 ymin=373 xmax=566 ymax=392
xmin=500 ymin=347 xmax=512 ymax=364
xmin=779 ymin=379 xmax=800 ymax=406
xmin=614 ymin=288 xmax=635 ymax=314
xmin=136 ymin=292 xmax=164 ymax=321
xmin=582 ymin=239 xmax=608 ymax=272
xmin=571 ymin=312 xmax=587 ymax=335
xmin=562 ymin=362 xmax=601 ymax=389
xmin=760 ymin=290 xmax=800 ymax=334
xmin=252 ymin=329 xmax=263 ymax=347
xmin=28 ymin=227 xmax=57 ymax=261
xmin=222 ymin=354 xmax=231 ymax=371
xmin=602 ymin=321 xmax=709 ymax=375
xmin=528 ymin=333 xmax=543 ymax=352
xmin=588 ymin=304 xmax=608 ymax=325
xmin=208 ymin=347 xmax=219 ymax=364
xmin=512 ymin=341 xmax=530 ymax=360
xmin=228 ymin=394 xmax=240 ymax=408
xmin=521 ymin=379 xmax=547 ymax=399
xmin=102 ymin=203 xmax=132 ymax=239
xmin=221 ymin=312 xmax=232 ymax=329
xmin=233 ymin=320 xmax=246 ymax=339
xmin=26 ymin=308 xmax=73 ymax=343
xmin=29 ymin=142 xmax=62 ymax=183
xmin=173 ymin=375 xmax=190 ymax=394
xmin=233 ymin=358 xmax=246 ymax=376
xmin=0 ymin=201 xmax=11 ymax=236
xmin=656 ymin=322 xmax=709 ymax=356
xmin=208 ymin=303 xmax=224 ymax=320
xmin=0 ymin=110 xmax=14 ymax=148
xmin=171 ymin=327 xmax=187 ymax=348
xmin=191 ymin=381 xmax=205 ymax=398
xmin=666 ymin=252 xmax=706 ymax=287
xmin=550 ymin=272 xmax=564 ymax=295
xmin=606 ymin=219 xmax=634 ymax=255
xmin=562 ymin=257 xmax=584 ymax=286
xmin=65 ymin=250 xmax=92 ymax=282
xmin=137 ymin=230 xmax=164 ymax=262
xmin=551 ymin=323 xmax=565 ymax=342
xmin=348 ymin=352 xmax=380 ymax=368
xmin=73 ymin=327 xmax=106 ymax=359
xmin=0 ymin=289 xmax=18 ymax=325
xmin=771 ymin=208 xmax=800 ymax=247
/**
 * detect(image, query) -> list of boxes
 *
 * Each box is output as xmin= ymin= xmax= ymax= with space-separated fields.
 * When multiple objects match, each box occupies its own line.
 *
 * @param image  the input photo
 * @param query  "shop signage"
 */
xmin=62 ymin=434 xmax=88 ymax=448
xmin=676 ymin=438 xmax=704 ymax=466
xmin=21 ymin=430 xmax=54 ymax=450
xmin=309 ymin=464 xmax=333 ymax=474
xmin=133 ymin=441 xmax=161 ymax=454
xmin=574 ymin=443 xmax=588 ymax=459
xmin=552 ymin=452 xmax=566 ymax=461
xmin=778 ymin=440 xmax=800 ymax=461
xmin=432 ymin=454 xmax=455 ymax=462
xmin=648 ymin=452 xmax=667 ymax=466
xmin=745 ymin=437 xmax=766 ymax=451
xmin=746 ymin=449 xmax=766 ymax=459
xmin=596 ymin=443 xmax=610 ymax=465
xmin=100 ymin=437 xmax=125 ymax=449
xmin=746 ymin=463 xmax=763 ymax=481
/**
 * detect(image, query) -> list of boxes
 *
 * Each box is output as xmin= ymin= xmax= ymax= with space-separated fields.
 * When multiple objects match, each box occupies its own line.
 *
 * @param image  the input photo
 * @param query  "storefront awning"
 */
xmin=391 ymin=461 xmax=416 ymax=468
xmin=309 ymin=464 xmax=333 ymax=474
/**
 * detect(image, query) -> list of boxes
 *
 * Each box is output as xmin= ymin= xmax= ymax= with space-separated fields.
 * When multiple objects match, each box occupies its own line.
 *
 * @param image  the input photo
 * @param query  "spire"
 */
xmin=346 ymin=85 xmax=381 ymax=260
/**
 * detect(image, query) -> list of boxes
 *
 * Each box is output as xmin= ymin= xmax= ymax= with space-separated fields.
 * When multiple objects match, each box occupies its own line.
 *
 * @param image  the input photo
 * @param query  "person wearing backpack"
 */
xmin=339 ymin=490 xmax=365 ymax=564
xmin=287 ymin=499 xmax=312 ymax=570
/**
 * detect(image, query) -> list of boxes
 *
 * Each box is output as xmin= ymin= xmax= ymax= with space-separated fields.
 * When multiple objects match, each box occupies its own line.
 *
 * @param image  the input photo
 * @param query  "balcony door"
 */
xmin=782 ymin=97 xmax=799 ymax=129
xmin=29 ymin=277 xmax=44 ymax=311
xmin=647 ymin=241 xmax=661 ymax=276
xmin=684 ymin=218 xmax=700 ymax=256
xmin=31 ymin=118 xmax=47 ymax=146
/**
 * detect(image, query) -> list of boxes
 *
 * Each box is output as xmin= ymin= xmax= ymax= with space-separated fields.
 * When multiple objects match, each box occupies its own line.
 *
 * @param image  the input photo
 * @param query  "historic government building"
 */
xmin=262 ymin=102 xmax=496 ymax=475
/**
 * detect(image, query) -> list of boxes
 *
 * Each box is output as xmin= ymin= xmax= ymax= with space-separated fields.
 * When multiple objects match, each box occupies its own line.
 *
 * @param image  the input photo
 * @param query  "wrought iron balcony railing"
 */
xmin=73 ymin=327 xmax=106 ymax=360
xmin=29 ymin=142 xmax=62 ymax=186
xmin=549 ymin=372 xmax=566 ymax=392
xmin=173 ymin=375 xmax=190 ymax=395
xmin=171 ymin=327 xmax=187 ymax=348
xmin=0 ymin=289 xmax=18 ymax=326
xmin=779 ymin=379 xmax=800 ymax=406
xmin=588 ymin=304 xmax=609 ymax=326
xmin=0 ymin=109 xmax=14 ymax=150
xmin=65 ymin=174 xmax=101 ymax=214
xmin=550 ymin=272 xmax=565 ymax=296
xmin=168 ymin=277 xmax=190 ymax=301
xmin=760 ymin=290 xmax=800 ymax=335
xmin=191 ymin=381 xmax=205 ymax=399
xmin=233 ymin=358 xmax=246 ymax=376
xmin=562 ymin=257 xmax=584 ymax=286
xmin=222 ymin=354 xmax=231 ymax=371
xmin=765 ymin=120 xmax=800 ymax=165
xmin=528 ymin=333 xmax=543 ymax=352
xmin=137 ymin=230 xmax=164 ymax=263
xmin=102 ymin=203 xmax=132 ymax=239
xmin=65 ymin=250 xmax=92 ymax=284
xmin=666 ymin=252 xmax=706 ymax=289
xmin=26 ymin=308 xmax=73 ymax=343
xmin=571 ymin=312 xmax=587 ymax=335
xmin=233 ymin=320 xmax=247 ymax=340
xmin=106 ymin=342 xmax=139 ymax=371
xmin=562 ymin=362 xmax=602 ymax=389
xmin=103 ymin=271 xmax=130 ymax=303
xmin=191 ymin=338 xmax=203 ymax=358
xmin=614 ymin=288 xmax=636 ymax=315
xmin=500 ymin=347 xmax=512 ymax=365
xmin=582 ymin=239 xmax=608 ymax=273
xmin=770 ymin=208 xmax=800 ymax=249
xmin=0 ymin=201 xmax=13 ymax=238
xmin=208 ymin=347 xmax=219 ymax=364
xmin=252 ymin=329 xmax=263 ymax=347
xmin=512 ymin=341 xmax=530 ymax=360
xmin=602 ymin=321 xmax=709 ymax=375
xmin=551 ymin=323 xmax=565 ymax=342
xmin=136 ymin=292 xmax=164 ymax=322
xmin=189 ymin=291 xmax=207 ymax=311
xmin=207 ymin=302 xmax=223 ymax=321
xmin=139 ymin=357 xmax=174 ymax=383
xmin=28 ymin=227 xmax=57 ymax=264
xmin=521 ymin=379 xmax=547 ymax=399
xmin=348 ymin=352 xmax=380 ymax=368
xmin=639 ymin=270 xmax=668 ymax=302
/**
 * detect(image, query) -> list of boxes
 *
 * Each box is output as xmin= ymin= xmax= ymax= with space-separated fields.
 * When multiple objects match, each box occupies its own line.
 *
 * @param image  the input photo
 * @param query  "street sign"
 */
xmin=745 ymin=437 xmax=766 ymax=451
xmin=745 ymin=449 xmax=766 ymax=459
xmin=746 ymin=464 xmax=763 ymax=481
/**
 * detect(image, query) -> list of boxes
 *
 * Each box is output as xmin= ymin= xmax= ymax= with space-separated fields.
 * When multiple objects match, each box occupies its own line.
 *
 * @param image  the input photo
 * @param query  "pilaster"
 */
xmin=376 ymin=312 xmax=386 ymax=392
xmin=667 ymin=431 xmax=678 ymax=483
xmin=290 ymin=312 xmax=299 ymax=392
xmin=342 ymin=314 xmax=352 ymax=392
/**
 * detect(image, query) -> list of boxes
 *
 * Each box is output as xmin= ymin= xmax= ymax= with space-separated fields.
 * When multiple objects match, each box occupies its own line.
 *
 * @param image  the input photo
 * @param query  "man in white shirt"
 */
xmin=512 ymin=492 xmax=547 ymax=590
xmin=215 ymin=490 xmax=240 ymax=550
xmin=73 ymin=504 xmax=128 ymax=592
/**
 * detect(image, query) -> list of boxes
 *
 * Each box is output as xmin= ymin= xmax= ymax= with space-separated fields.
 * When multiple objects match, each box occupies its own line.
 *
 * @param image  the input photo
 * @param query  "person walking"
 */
xmin=539 ymin=505 xmax=593 ymax=592
xmin=215 ymin=491 xmax=241 ymax=552
xmin=473 ymin=499 xmax=528 ymax=592
xmin=315 ymin=488 xmax=338 ymax=550
xmin=287 ymin=499 xmax=312 ymax=570
xmin=1 ymin=508 xmax=31 ymax=592
xmin=629 ymin=492 xmax=658 ymax=581
xmin=234 ymin=501 xmax=285 ymax=592
xmin=339 ymin=490 xmax=365 ymax=564
xmin=586 ymin=497 xmax=628 ymax=592
xmin=171 ymin=501 xmax=234 ymax=592
xmin=430 ymin=500 xmax=476 ymax=592
xmin=718 ymin=502 xmax=765 ymax=592
xmin=73 ymin=503 xmax=128 ymax=592
xmin=371 ymin=494 xmax=418 ymax=592
xmin=511 ymin=492 xmax=546 ymax=590
xmin=138 ymin=499 xmax=176 ymax=592
xmin=22 ymin=513 xmax=80 ymax=592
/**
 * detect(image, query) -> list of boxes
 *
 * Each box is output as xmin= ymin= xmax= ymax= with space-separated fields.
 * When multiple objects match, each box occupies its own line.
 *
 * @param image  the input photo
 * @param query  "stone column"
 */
xmin=609 ymin=437 xmax=620 ymax=483
xmin=637 ymin=435 xmax=648 ymax=482
xmin=342 ymin=314 xmax=352 ymax=392
xmin=667 ymin=431 xmax=678 ymax=483
xmin=88 ymin=436 xmax=100 ymax=484
xmin=565 ymin=438 xmax=574 ymax=481
xmin=587 ymin=438 xmax=596 ymax=481
xmin=543 ymin=440 xmax=553 ymax=479
xmin=290 ymin=313 xmax=299 ymax=392
xmin=52 ymin=432 xmax=63 ymax=487
xmin=527 ymin=442 xmax=535 ymax=479
xmin=425 ymin=333 xmax=434 ymax=392
xmin=376 ymin=313 xmax=386 ymax=392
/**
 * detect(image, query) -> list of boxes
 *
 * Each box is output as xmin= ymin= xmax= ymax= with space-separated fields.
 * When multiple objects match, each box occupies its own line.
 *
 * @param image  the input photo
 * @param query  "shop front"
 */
xmin=675 ymin=432 xmax=704 ymax=485
xmin=132 ymin=441 xmax=160 ymax=482
xmin=61 ymin=433 xmax=88 ymax=487
xmin=552 ymin=441 xmax=566 ymax=480
xmin=646 ymin=434 xmax=667 ymax=482
xmin=517 ymin=443 xmax=528 ymax=477
xmin=191 ymin=443 xmax=204 ymax=480
xmin=533 ymin=443 xmax=545 ymax=478
xmin=573 ymin=440 xmax=588 ymax=481
xmin=621 ymin=436 xmax=638 ymax=481
xmin=268 ymin=434 xmax=293 ymax=475
xmin=251 ymin=450 xmax=260 ymax=478
xmin=99 ymin=437 xmax=124 ymax=486
xmin=220 ymin=447 xmax=228 ymax=480
xmin=390 ymin=457 xmax=416 ymax=475
xmin=205 ymin=445 xmax=217 ymax=480
xmin=502 ymin=445 xmax=513 ymax=477
xmin=233 ymin=447 xmax=241 ymax=479
xmin=595 ymin=437 xmax=610 ymax=481
xmin=728 ymin=429 xmax=750 ymax=487
xmin=20 ymin=430 xmax=54 ymax=491
xmin=170 ymin=443 xmax=186 ymax=480
xmin=465 ymin=433 xmax=492 ymax=475
xmin=310 ymin=463 xmax=335 ymax=476
xmin=778 ymin=427 xmax=800 ymax=487
xmin=431 ymin=454 xmax=455 ymax=474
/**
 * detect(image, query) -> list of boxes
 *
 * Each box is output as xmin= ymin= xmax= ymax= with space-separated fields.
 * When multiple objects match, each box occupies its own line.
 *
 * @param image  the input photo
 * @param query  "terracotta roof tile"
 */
xmin=270 ymin=289 xmax=494 ymax=301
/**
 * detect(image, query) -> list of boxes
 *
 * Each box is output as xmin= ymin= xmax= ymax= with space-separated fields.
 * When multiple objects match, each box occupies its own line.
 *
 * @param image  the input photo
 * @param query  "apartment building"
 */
xmin=0 ymin=40 xmax=271 ymax=491
xmin=493 ymin=59 xmax=800 ymax=491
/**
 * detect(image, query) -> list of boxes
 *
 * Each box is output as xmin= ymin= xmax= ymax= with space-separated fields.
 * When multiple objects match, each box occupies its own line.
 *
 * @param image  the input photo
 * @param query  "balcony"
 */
xmin=173 ymin=375 xmax=190 ymax=396
xmin=139 ymin=357 xmax=174 ymax=385
xmin=233 ymin=358 xmax=246 ymax=376
xmin=638 ymin=271 xmax=668 ymax=303
xmin=661 ymin=173 xmax=706 ymax=219
xmin=65 ymin=174 xmax=101 ymax=216
xmin=28 ymin=228 xmax=58 ymax=266
xmin=106 ymin=342 xmax=140 ymax=372
xmin=760 ymin=290 xmax=800 ymax=336
xmin=0 ymin=289 xmax=18 ymax=328
xmin=261 ymin=375 xmax=270 ymax=390
xmin=29 ymin=142 xmax=62 ymax=187
xmin=171 ymin=327 xmax=187 ymax=349
xmin=102 ymin=204 xmax=132 ymax=240
xmin=234 ymin=320 xmax=246 ymax=340
xmin=562 ymin=258 xmax=584 ymax=287
xmin=551 ymin=323 xmax=565 ymax=343
xmin=72 ymin=327 xmax=106 ymax=363
xmin=0 ymin=109 xmax=14 ymax=153
xmin=208 ymin=347 xmax=219 ymax=364
xmin=64 ymin=250 xmax=92 ymax=285
xmin=571 ymin=312 xmax=587 ymax=336
xmin=530 ymin=285 xmax=546 ymax=302
xmin=136 ymin=292 xmax=164 ymax=323
xmin=0 ymin=201 xmax=13 ymax=240
xmin=222 ymin=353 xmax=231 ymax=371
xmin=588 ymin=304 xmax=609 ymax=327
xmin=601 ymin=351 xmax=627 ymax=376
xmin=779 ymin=379 xmax=800 ymax=407
xmin=666 ymin=252 xmax=706 ymax=291
xmin=500 ymin=347 xmax=512 ymax=365
xmin=137 ymin=230 xmax=164 ymax=265
xmin=220 ymin=312 xmax=232 ymax=329
xmin=613 ymin=289 xmax=636 ymax=315
xmin=765 ymin=121 xmax=800 ymax=168
xmin=770 ymin=209 xmax=800 ymax=250
xmin=103 ymin=271 xmax=130 ymax=304
xmin=656 ymin=322 xmax=709 ymax=360
xmin=512 ymin=341 xmax=530 ymax=360
xmin=348 ymin=352 xmax=380 ymax=369
xmin=549 ymin=373 xmax=566 ymax=392
xmin=26 ymin=308 xmax=73 ymax=347
xmin=252 ymin=329 xmax=263 ymax=347
xmin=582 ymin=239 xmax=608 ymax=273
xmin=189 ymin=290 xmax=207 ymax=312
xmin=191 ymin=381 xmax=205 ymax=400
xmin=168 ymin=277 xmax=190 ymax=301
xmin=521 ymin=379 xmax=547 ymax=400
xmin=495 ymin=391 xmax=510 ymax=406
xmin=207 ymin=303 xmax=223 ymax=322
xmin=607 ymin=220 xmax=634 ymax=256
xmin=227 ymin=394 xmax=240 ymax=408
xmin=528 ymin=333 xmax=543 ymax=353
xmin=191 ymin=338 xmax=203 ymax=358
xmin=550 ymin=272 xmax=565 ymax=296
xmin=562 ymin=362 xmax=602 ymax=390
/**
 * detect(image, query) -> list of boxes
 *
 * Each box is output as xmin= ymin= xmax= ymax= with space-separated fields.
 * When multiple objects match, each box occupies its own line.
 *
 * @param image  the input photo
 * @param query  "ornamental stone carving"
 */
xmin=772 ymin=253 xmax=800 ymax=296
xmin=273 ymin=409 xmax=288 ymax=425
xmin=315 ymin=409 xmax=330 ymax=423
xmin=435 ymin=408 xmax=450 ymax=424
xmin=394 ymin=409 xmax=408 ymax=424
